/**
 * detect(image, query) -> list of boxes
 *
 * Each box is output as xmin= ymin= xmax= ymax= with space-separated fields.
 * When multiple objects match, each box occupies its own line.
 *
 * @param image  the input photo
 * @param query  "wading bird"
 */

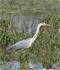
xmin=7 ymin=23 xmax=51 ymax=50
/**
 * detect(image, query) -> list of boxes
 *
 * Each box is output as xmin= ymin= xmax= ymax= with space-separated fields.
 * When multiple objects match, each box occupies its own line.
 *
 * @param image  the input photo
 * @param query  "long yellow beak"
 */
xmin=43 ymin=24 xmax=51 ymax=26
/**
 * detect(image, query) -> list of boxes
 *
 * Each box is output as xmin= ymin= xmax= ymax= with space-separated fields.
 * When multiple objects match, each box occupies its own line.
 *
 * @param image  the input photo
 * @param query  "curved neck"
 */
xmin=32 ymin=24 xmax=42 ymax=41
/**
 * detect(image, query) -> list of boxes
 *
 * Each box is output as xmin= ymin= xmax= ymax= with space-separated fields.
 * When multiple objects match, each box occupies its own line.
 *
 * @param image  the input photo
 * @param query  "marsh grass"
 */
xmin=0 ymin=0 xmax=60 ymax=69
xmin=0 ymin=13 xmax=60 ymax=69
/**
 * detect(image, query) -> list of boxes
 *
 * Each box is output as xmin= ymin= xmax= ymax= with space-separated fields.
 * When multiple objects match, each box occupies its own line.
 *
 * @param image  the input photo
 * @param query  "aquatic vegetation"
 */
xmin=0 ymin=0 xmax=60 ymax=69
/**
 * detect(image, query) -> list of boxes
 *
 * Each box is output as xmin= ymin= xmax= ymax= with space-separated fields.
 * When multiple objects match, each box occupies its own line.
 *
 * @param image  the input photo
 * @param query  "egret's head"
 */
xmin=39 ymin=22 xmax=51 ymax=26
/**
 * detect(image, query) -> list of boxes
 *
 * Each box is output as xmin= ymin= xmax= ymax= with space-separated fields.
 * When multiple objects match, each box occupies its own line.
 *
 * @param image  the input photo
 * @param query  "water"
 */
xmin=0 ymin=61 xmax=21 ymax=70
xmin=0 ymin=61 xmax=60 ymax=70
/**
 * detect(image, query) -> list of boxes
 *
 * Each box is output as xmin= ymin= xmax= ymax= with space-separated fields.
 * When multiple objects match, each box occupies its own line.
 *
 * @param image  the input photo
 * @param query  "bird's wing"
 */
xmin=7 ymin=38 xmax=32 ymax=50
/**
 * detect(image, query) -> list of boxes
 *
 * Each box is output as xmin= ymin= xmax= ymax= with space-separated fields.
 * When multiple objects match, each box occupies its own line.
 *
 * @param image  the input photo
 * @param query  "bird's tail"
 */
xmin=6 ymin=46 xmax=12 ymax=50
xmin=6 ymin=45 xmax=14 ymax=50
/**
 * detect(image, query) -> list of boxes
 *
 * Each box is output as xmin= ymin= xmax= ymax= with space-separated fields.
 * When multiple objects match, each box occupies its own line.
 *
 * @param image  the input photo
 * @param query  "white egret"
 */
xmin=7 ymin=23 xmax=51 ymax=50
